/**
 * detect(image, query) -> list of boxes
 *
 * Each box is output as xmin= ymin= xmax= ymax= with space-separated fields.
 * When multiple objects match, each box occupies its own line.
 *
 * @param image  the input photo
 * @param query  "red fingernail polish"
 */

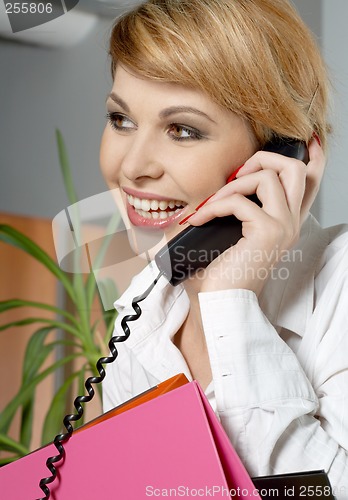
xmin=312 ymin=131 xmax=321 ymax=147
xmin=195 ymin=193 xmax=215 ymax=211
xmin=179 ymin=212 xmax=196 ymax=225
xmin=226 ymin=164 xmax=244 ymax=183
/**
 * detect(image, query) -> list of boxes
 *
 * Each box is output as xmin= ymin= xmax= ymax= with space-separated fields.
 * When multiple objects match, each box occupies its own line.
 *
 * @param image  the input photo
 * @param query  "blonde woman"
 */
xmin=101 ymin=0 xmax=348 ymax=495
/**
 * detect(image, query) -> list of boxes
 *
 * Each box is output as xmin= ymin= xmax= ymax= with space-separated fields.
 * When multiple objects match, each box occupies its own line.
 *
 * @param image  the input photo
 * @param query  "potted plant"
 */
xmin=0 ymin=131 xmax=118 ymax=465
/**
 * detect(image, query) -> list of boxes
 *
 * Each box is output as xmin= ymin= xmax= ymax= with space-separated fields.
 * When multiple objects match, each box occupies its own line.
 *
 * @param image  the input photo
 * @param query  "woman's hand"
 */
xmin=187 ymin=137 xmax=325 ymax=295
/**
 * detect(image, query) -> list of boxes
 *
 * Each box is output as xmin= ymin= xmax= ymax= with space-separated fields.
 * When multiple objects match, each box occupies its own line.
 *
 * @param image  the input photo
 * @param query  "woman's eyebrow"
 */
xmin=106 ymin=92 xmax=130 ymax=112
xmin=159 ymin=106 xmax=217 ymax=124
xmin=105 ymin=95 xmax=216 ymax=124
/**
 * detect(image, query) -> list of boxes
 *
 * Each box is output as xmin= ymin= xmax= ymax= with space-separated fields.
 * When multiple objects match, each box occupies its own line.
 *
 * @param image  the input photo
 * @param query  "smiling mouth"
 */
xmin=126 ymin=194 xmax=186 ymax=220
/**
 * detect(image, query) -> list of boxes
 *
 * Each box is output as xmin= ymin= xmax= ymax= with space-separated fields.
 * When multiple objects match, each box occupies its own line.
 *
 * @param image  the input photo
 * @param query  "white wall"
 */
xmin=0 ymin=1 xmax=347 ymax=228
xmin=292 ymin=0 xmax=348 ymax=227
xmin=291 ymin=0 xmax=322 ymax=221
xmin=0 ymin=16 xmax=113 ymax=219
xmin=320 ymin=0 xmax=348 ymax=227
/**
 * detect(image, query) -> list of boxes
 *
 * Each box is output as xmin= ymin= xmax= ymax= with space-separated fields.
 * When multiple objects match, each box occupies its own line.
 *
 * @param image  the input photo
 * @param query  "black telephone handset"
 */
xmin=155 ymin=138 xmax=309 ymax=286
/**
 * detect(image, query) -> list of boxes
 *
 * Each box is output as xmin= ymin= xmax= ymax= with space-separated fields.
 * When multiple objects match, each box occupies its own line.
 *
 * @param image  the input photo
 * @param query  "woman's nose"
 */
xmin=121 ymin=133 xmax=164 ymax=182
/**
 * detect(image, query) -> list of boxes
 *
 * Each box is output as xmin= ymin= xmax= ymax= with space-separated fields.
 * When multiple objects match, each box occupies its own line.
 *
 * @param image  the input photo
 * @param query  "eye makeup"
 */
xmin=167 ymin=123 xmax=204 ymax=142
xmin=106 ymin=110 xmax=206 ymax=143
xmin=106 ymin=111 xmax=136 ymax=132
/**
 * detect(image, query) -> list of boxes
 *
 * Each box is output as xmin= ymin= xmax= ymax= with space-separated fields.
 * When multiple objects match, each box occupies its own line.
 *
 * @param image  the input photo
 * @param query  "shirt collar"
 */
xmin=113 ymin=260 xmax=189 ymax=347
xmin=258 ymin=214 xmax=330 ymax=336
xmin=112 ymin=260 xmax=192 ymax=381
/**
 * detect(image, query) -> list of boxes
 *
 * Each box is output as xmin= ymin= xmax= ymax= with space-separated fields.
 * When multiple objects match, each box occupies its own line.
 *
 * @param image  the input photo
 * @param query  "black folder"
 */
xmin=252 ymin=470 xmax=335 ymax=499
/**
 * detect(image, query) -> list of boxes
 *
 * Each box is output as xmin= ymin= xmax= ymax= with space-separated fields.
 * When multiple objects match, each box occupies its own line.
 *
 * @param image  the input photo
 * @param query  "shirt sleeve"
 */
xmin=198 ymin=289 xmax=348 ymax=499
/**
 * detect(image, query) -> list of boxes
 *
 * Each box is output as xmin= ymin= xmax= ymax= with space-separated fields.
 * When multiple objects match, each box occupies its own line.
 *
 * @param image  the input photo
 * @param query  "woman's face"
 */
xmin=100 ymin=65 xmax=257 ymax=242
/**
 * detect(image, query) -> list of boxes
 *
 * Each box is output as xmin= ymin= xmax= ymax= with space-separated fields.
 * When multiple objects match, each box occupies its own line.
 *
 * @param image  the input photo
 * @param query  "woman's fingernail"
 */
xmin=312 ymin=131 xmax=321 ymax=147
xmin=226 ymin=164 xmax=244 ymax=183
xmin=195 ymin=193 xmax=215 ymax=211
xmin=179 ymin=212 xmax=196 ymax=225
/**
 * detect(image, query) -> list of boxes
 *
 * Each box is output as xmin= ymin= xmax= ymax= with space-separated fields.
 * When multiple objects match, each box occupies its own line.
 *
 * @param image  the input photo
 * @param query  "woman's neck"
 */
xmin=173 ymin=275 xmax=213 ymax=390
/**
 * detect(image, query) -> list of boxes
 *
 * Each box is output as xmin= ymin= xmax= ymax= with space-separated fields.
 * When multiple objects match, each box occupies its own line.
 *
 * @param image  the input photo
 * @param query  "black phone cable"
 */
xmin=36 ymin=269 xmax=164 ymax=500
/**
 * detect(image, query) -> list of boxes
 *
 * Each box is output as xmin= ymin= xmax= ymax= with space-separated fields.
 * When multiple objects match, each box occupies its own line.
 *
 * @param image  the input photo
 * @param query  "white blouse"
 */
xmin=102 ymin=214 xmax=348 ymax=499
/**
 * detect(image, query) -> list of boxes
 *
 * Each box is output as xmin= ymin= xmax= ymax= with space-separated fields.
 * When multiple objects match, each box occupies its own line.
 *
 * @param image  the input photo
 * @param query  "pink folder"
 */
xmin=0 ymin=380 xmax=260 ymax=499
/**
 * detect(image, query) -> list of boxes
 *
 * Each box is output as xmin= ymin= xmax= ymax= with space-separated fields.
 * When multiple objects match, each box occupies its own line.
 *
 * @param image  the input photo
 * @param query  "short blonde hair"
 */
xmin=109 ymin=0 xmax=330 ymax=149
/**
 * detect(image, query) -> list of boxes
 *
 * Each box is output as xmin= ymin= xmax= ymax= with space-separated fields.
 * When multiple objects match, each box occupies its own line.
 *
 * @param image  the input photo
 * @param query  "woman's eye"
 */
xmin=168 ymin=124 xmax=202 ymax=141
xmin=106 ymin=112 xmax=136 ymax=131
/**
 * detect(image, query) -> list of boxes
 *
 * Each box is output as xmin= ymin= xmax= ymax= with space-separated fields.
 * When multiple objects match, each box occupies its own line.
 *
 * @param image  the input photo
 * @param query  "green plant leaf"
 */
xmin=0 ymin=225 xmax=76 ymax=302
xmin=56 ymin=131 xmax=90 ymax=327
xmin=0 ymin=354 xmax=80 ymax=435
xmin=0 ymin=456 xmax=21 ymax=466
xmin=19 ymin=327 xmax=57 ymax=447
xmin=55 ymin=130 xmax=91 ymax=334
xmin=0 ymin=330 xmax=82 ymax=445
xmin=56 ymin=129 xmax=78 ymax=206
xmin=94 ymin=277 xmax=119 ymax=319
xmin=85 ymin=210 xmax=121 ymax=310
xmin=71 ymin=272 xmax=91 ymax=342
xmin=20 ymin=398 xmax=34 ymax=451
xmin=105 ymin=309 xmax=118 ymax=343
xmin=0 ymin=298 xmax=78 ymax=326
xmin=0 ymin=317 xmax=82 ymax=339
xmin=75 ymin=365 xmax=88 ymax=429
xmin=0 ymin=433 xmax=29 ymax=456
xmin=41 ymin=370 xmax=81 ymax=445
xmin=22 ymin=327 xmax=57 ymax=383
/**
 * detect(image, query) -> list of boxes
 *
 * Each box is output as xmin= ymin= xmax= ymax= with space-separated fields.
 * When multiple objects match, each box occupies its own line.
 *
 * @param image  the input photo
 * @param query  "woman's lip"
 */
xmin=126 ymin=200 xmax=187 ymax=229
xmin=122 ymin=186 xmax=185 ymax=203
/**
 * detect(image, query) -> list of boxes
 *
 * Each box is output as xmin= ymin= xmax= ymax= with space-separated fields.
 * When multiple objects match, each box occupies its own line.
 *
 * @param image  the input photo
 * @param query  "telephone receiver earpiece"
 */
xmin=263 ymin=136 xmax=309 ymax=163
xmin=155 ymin=137 xmax=309 ymax=286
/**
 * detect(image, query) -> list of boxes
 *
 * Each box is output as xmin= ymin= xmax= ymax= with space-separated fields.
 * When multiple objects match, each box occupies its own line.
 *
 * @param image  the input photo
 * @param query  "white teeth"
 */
xmin=133 ymin=197 xmax=142 ymax=209
xmin=150 ymin=200 xmax=159 ymax=210
xmin=141 ymin=199 xmax=151 ymax=211
xmin=136 ymin=209 xmax=170 ymax=219
xmin=126 ymin=194 xmax=185 ymax=219
xmin=159 ymin=200 xmax=168 ymax=210
xmin=126 ymin=194 xmax=185 ymax=211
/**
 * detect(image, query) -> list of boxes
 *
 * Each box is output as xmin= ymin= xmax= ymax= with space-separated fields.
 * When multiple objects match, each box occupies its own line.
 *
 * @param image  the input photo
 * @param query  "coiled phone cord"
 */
xmin=37 ymin=270 xmax=164 ymax=500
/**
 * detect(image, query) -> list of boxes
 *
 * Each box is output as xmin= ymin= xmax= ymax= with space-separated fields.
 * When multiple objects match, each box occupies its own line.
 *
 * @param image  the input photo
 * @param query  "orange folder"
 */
xmin=75 ymin=372 xmax=188 ymax=433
